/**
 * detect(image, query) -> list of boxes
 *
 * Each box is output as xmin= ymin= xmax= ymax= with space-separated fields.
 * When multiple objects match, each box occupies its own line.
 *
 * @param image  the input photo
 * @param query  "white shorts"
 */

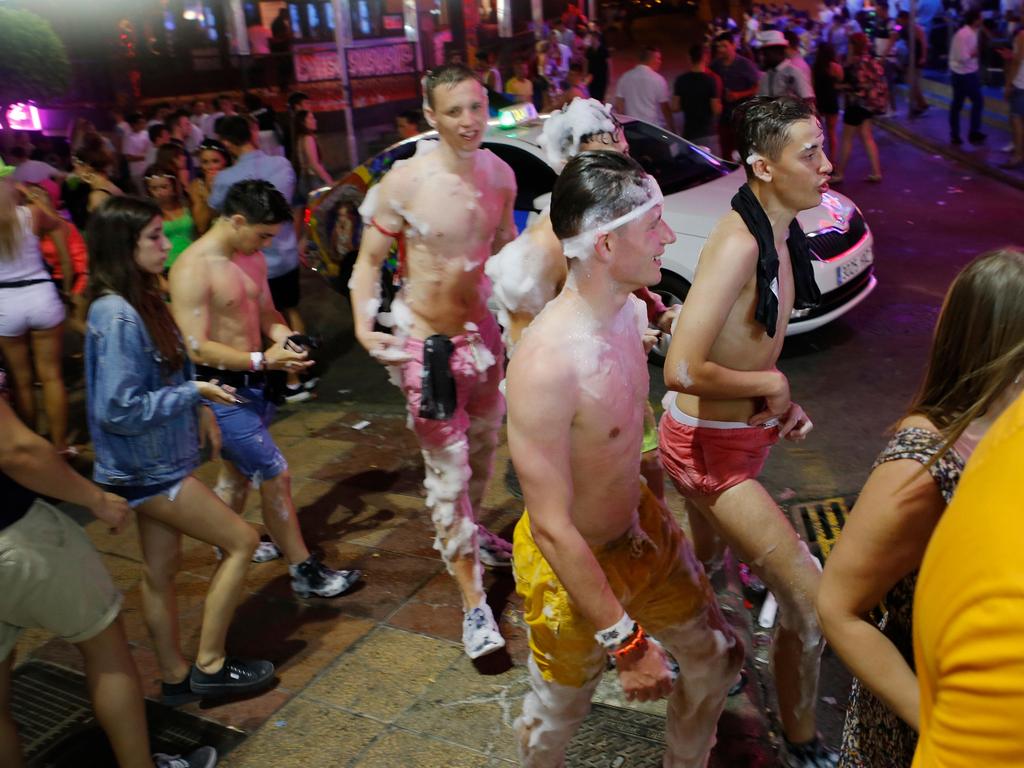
xmin=0 ymin=281 xmax=65 ymax=337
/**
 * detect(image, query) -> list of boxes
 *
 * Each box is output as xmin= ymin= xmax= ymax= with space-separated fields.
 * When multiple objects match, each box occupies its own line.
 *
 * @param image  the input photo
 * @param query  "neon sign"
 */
xmin=5 ymin=103 xmax=42 ymax=131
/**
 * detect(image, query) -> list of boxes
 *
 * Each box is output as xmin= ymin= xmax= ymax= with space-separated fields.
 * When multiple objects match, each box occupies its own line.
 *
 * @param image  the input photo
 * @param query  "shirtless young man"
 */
xmin=348 ymin=65 xmax=518 ymax=659
xmin=660 ymin=96 xmax=836 ymax=767
xmin=170 ymin=179 xmax=360 ymax=600
xmin=486 ymin=98 xmax=678 ymax=497
xmin=508 ymin=151 xmax=743 ymax=768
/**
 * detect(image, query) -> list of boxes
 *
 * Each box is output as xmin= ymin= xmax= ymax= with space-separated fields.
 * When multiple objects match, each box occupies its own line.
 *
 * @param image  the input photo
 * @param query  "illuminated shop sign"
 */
xmin=5 ymin=103 xmax=42 ymax=131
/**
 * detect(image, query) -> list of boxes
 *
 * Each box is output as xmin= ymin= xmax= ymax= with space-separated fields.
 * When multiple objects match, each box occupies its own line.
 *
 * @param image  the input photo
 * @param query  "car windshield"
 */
xmin=623 ymin=121 xmax=734 ymax=195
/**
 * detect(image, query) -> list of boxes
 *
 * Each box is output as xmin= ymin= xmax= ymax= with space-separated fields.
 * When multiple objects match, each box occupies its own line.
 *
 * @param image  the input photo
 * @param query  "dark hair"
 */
xmin=640 ymin=46 xmax=661 ymax=63
xmin=87 ymin=196 xmax=184 ymax=371
xmin=78 ymin=134 xmax=114 ymax=173
xmin=293 ymin=109 xmax=315 ymax=138
xmin=197 ymin=138 xmax=232 ymax=166
xmin=849 ymin=31 xmax=869 ymax=56
xmin=148 ymin=123 xmax=169 ymax=143
xmin=734 ymin=96 xmax=815 ymax=179
xmin=165 ymin=109 xmax=191 ymax=131
xmin=142 ymin=162 xmax=184 ymax=201
xmin=127 ymin=111 xmax=144 ymax=126
xmin=8 ymin=146 xmax=27 ymax=160
xmin=221 ymin=179 xmax=291 ymax=225
xmin=550 ymin=151 xmax=649 ymax=240
xmin=398 ymin=109 xmax=421 ymax=125
xmin=287 ymin=91 xmax=310 ymax=110
xmin=423 ymin=64 xmax=480 ymax=109
xmin=243 ymin=92 xmax=264 ymax=113
xmin=689 ymin=43 xmax=708 ymax=64
xmin=713 ymin=31 xmax=736 ymax=45
xmin=784 ymin=29 xmax=800 ymax=49
xmin=217 ymin=114 xmax=253 ymax=146
xmin=962 ymin=8 xmax=980 ymax=26
xmin=213 ymin=94 xmax=232 ymax=111
xmin=812 ymin=42 xmax=837 ymax=79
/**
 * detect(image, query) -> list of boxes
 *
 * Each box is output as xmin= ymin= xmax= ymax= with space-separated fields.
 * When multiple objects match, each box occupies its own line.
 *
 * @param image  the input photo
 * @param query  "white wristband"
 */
xmin=594 ymin=611 xmax=634 ymax=651
xmin=250 ymin=351 xmax=265 ymax=371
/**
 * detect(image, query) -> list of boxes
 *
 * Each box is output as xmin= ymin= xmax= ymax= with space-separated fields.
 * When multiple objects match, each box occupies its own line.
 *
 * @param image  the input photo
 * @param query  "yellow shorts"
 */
xmin=513 ymin=484 xmax=715 ymax=687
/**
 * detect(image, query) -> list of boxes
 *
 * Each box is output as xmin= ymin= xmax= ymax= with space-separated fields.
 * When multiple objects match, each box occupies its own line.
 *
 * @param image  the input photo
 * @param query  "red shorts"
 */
xmin=659 ymin=400 xmax=780 ymax=497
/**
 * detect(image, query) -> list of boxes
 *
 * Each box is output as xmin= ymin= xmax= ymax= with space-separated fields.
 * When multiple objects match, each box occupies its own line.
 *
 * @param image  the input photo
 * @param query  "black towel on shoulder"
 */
xmin=730 ymin=183 xmax=820 ymax=338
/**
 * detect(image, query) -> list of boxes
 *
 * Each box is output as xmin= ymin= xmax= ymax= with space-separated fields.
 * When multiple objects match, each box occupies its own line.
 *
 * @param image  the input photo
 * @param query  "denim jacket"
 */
xmin=85 ymin=294 xmax=201 ymax=486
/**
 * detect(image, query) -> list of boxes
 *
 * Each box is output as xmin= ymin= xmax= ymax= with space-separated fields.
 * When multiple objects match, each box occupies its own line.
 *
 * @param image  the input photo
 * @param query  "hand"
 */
xmin=195 ymin=379 xmax=242 ymax=405
xmin=749 ymin=371 xmax=791 ymax=427
xmin=655 ymin=305 xmax=680 ymax=334
xmin=198 ymin=405 xmax=223 ymax=460
xmin=90 ymin=491 xmax=130 ymax=533
xmin=616 ymin=640 xmax=675 ymax=703
xmin=642 ymin=328 xmax=661 ymax=354
xmin=357 ymin=329 xmax=414 ymax=365
xmin=264 ymin=338 xmax=314 ymax=372
xmin=779 ymin=401 xmax=813 ymax=441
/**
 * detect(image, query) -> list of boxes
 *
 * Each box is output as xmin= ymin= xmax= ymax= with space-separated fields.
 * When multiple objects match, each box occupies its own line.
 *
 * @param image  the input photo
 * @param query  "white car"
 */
xmin=308 ymin=112 xmax=876 ymax=343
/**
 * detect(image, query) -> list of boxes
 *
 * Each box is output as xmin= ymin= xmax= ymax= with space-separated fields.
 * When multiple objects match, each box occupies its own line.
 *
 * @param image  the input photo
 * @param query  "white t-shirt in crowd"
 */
xmin=758 ymin=58 xmax=815 ymax=100
xmin=614 ymin=64 xmax=671 ymax=127
xmin=949 ymin=25 xmax=979 ymax=75
xmin=122 ymin=130 xmax=151 ymax=179
xmin=12 ymin=160 xmax=61 ymax=184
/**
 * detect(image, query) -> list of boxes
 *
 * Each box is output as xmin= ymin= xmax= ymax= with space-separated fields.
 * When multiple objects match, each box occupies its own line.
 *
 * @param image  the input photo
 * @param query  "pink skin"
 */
xmin=425 ymin=78 xmax=489 ymax=155
xmin=145 ymin=176 xmax=178 ymax=208
xmin=135 ymin=216 xmax=171 ymax=274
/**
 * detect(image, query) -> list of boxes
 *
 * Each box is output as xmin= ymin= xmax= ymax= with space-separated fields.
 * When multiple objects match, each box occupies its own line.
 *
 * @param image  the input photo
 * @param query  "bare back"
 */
xmin=674 ymin=211 xmax=795 ymax=422
xmin=374 ymin=146 xmax=516 ymax=337
xmin=509 ymin=290 xmax=649 ymax=546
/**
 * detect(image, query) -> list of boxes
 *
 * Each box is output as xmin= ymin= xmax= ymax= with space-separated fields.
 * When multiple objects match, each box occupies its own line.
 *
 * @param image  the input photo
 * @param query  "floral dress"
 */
xmin=838 ymin=427 xmax=965 ymax=768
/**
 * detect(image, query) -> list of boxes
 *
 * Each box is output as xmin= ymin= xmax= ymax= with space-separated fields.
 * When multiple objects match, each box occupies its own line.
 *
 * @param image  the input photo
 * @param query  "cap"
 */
xmin=756 ymin=30 xmax=788 ymax=47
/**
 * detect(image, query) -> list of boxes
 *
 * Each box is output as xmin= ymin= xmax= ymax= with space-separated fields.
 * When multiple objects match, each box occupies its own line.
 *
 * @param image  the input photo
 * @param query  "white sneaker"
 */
xmin=462 ymin=602 xmax=506 ymax=659
xmin=153 ymin=746 xmax=217 ymax=768
xmin=252 ymin=536 xmax=283 ymax=563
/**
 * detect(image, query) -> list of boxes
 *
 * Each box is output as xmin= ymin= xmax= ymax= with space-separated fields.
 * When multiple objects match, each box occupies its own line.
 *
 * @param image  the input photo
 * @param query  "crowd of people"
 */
xmin=1 ymin=9 xmax=1023 ymax=768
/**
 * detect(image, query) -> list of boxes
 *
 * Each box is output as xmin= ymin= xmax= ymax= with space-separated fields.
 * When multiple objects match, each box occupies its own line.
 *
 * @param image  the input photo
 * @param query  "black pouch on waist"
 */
xmin=419 ymin=334 xmax=456 ymax=420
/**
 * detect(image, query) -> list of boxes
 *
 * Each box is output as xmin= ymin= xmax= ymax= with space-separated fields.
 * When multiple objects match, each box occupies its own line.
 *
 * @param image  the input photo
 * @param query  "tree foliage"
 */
xmin=0 ymin=8 xmax=71 ymax=107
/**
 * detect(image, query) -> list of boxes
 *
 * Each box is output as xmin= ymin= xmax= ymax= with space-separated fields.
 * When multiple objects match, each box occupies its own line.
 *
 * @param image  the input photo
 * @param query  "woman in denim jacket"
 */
xmin=85 ymin=196 xmax=274 ymax=703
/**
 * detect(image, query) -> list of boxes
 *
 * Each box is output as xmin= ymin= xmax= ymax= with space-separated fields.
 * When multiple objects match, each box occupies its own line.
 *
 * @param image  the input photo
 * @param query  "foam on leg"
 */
xmin=421 ymin=440 xmax=479 ymax=584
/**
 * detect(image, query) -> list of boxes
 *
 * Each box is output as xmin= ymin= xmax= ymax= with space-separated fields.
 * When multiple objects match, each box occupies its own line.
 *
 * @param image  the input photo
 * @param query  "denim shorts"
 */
xmin=209 ymin=386 xmax=288 ymax=485
xmin=1011 ymin=87 xmax=1024 ymax=117
xmin=100 ymin=477 xmax=186 ymax=509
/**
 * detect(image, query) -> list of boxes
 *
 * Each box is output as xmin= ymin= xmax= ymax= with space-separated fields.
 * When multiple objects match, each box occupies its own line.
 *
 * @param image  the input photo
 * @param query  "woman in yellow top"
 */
xmin=913 ymin=381 xmax=1024 ymax=767
xmin=817 ymin=247 xmax=1024 ymax=767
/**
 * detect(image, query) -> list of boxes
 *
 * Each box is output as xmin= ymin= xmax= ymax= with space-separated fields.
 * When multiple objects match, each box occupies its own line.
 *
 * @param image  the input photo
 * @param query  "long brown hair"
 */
xmin=909 ymin=247 xmax=1024 ymax=458
xmin=87 ymin=196 xmax=185 ymax=371
xmin=0 ymin=179 xmax=22 ymax=261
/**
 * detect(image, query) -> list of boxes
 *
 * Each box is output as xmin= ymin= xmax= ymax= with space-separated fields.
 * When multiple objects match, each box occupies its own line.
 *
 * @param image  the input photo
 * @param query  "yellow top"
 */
xmin=912 ymin=392 xmax=1024 ymax=767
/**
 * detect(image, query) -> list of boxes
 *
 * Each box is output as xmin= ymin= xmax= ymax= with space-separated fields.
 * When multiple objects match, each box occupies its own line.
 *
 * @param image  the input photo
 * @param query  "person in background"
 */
xmin=812 ymin=42 xmax=844 ymax=158
xmin=711 ymin=31 xmax=762 ymax=160
xmin=143 ymin=165 xmax=196 ymax=275
xmin=146 ymin=124 xmax=170 ymax=169
xmin=479 ymin=49 xmax=503 ymax=93
xmin=0 ymin=398 xmax=218 ymax=768
xmin=948 ymin=9 xmax=986 ymax=145
xmin=395 ymin=110 xmax=423 ymax=140
xmin=758 ymin=30 xmax=816 ymax=108
xmin=818 ymin=248 xmax=1024 ymax=768
xmin=506 ymin=58 xmax=535 ymax=104
xmin=673 ymin=43 xmax=723 ymax=153
xmin=86 ymin=194 xmax=275 ymax=709
xmin=831 ymin=32 xmax=883 ymax=184
xmin=0 ymin=164 xmax=72 ymax=454
xmin=188 ymin=139 xmax=232 ymax=236
xmin=1003 ymin=25 xmax=1024 ymax=168
xmin=292 ymin=109 xmax=333 ymax=204
xmin=156 ymin=143 xmax=192 ymax=191
xmin=167 ymin=108 xmax=204 ymax=156
xmin=123 ymin=112 xmax=151 ymax=194
xmin=614 ymin=46 xmax=673 ymax=129
xmin=557 ymin=62 xmax=591 ymax=107
xmin=584 ymin=22 xmax=611 ymax=102
xmin=38 ymin=210 xmax=90 ymax=336
xmin=7 ymin=145 xmax=65 ymax=187
xmin=893 ymin=10 xmax=929 ymax=117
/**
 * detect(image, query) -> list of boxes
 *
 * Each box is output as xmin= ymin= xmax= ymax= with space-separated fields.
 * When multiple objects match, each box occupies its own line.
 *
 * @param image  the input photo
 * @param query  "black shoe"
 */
xmin=951 ymin=136 xmax=963 ymax=146
xmin=969 ymin=131 xmax=987 ymax=144
xmin=160 ymin=676 xmax=200 ymax=707
xmin=189 ymin=658 xmax=275 ymax=698
xmin=153 ymin=747 xmax=217 ymax=768
xmin=289 ymin=555 xmax=361 ymax=598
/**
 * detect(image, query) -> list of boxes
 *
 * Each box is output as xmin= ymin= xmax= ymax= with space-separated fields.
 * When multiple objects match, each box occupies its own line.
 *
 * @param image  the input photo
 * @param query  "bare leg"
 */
xmin=78 ymin=618 xmax=153 ymax=768
xmin=0 ymin=335 xmax=35 ymax=430
xmin=682 ymin=497 xmax=724 ymax=573
xmin=834 ymin=124 xmax=856 ymax=179
xmin=29 ymin=324 xmax=68 ymax=451
xmin=0 ymin=654 xmax=24 ymax=768
xmin=516 ymin=656 xmax=603 ymax=768
xmin=259 ymin=471 xmax=311 ymax=566
xmin=213 ymin=461 xmax=250 ymax=514
xmin=138 ymin=477 xmax=259 ymax=677
xmin=693 ymin=480 xmax=824 ymax=744
xmin=860 ymin=121 xmax=882 ymax=179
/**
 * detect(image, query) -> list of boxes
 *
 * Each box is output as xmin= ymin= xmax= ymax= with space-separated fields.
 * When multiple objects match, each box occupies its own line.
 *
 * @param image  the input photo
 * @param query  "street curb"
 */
xmin=875 ymin=116 xmax=1024 ymax=193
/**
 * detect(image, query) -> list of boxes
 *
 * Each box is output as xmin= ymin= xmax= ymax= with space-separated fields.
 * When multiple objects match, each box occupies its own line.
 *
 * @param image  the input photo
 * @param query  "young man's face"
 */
xmin=761 ymin=117 xmax=833 ymax=210
xmin=605 ymin=200 xmax=676 ymax=290
xmin=230 ymin=217 xmax=282 ymax=255
xmin=714 ymin=39 xmax=735 ymax=61
xmin=426 ymin=78 xmax=489 ymax=154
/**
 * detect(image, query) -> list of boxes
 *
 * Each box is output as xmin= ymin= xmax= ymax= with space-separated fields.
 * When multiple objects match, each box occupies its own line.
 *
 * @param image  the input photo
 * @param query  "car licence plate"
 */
xmin=836 ymin=248 xmax=873 ymax=285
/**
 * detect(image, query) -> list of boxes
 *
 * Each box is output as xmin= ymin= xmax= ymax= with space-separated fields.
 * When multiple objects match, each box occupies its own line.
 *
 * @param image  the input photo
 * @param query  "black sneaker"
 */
xmin=969 ymin=131 xmax=987 ymax=144
xmin=189 ymin=658 xmax=275 ymax=698
xmin=160 ymin=676 xmax=200 ymax=707
xmin=289 ymin=555 xmax=361 ymax=598
xmin=781 ymin=736 xmax=838 ymax=768
xmin=153 ymin=746 xmax=217 ymax=768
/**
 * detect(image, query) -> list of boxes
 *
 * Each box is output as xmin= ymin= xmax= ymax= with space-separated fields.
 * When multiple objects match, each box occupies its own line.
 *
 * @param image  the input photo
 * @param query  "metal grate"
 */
xmin=11 ymin=661 xmax=245 ymax=767
xmin=788 ymin=496 xmax=854 ymax=561
xmin=567 ymin=703 xmax=666 ymax=767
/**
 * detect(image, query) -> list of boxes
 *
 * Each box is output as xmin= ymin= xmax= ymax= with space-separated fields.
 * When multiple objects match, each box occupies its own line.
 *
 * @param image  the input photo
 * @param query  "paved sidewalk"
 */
xmin=13 ymin=398 xmax=847 ymax=766
xmin=879 ymin=74 xmax=1024 ymax=191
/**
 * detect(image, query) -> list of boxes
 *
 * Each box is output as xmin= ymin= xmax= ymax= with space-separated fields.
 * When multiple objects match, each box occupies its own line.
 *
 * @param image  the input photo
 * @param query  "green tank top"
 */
xmin=162 ymin=209 xmax=196 ymax=270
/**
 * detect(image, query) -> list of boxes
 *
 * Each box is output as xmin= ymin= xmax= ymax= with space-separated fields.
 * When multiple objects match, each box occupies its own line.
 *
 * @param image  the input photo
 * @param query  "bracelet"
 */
xmin=612 ymin=625 xmax=648 ymax=664
xmin=595 ymin=612 xmax=635 ymax=652
xmin=249 ymin=351 xmax=265 ymax=371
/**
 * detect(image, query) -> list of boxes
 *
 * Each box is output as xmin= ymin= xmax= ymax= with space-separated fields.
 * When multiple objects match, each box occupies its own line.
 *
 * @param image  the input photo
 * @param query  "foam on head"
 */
xmin=560 ymin=174 xmax=664 ymax=260
xmin=538 ymin=98 xmax=619 ymax=168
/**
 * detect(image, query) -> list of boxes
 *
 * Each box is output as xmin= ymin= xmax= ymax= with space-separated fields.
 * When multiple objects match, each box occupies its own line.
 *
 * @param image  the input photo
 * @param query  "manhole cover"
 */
xmin=11 ymin=661 xmax=245 ymax=767
xmin=566 ymin=703 xmax=665 ymax=767
xmin=788 ymin=496 xmax=854 ymax=561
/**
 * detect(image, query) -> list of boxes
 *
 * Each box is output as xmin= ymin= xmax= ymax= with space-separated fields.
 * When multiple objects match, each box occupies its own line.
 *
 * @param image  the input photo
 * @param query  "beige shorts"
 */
xmin=0 ymin=499 xmax=122 ymax=661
